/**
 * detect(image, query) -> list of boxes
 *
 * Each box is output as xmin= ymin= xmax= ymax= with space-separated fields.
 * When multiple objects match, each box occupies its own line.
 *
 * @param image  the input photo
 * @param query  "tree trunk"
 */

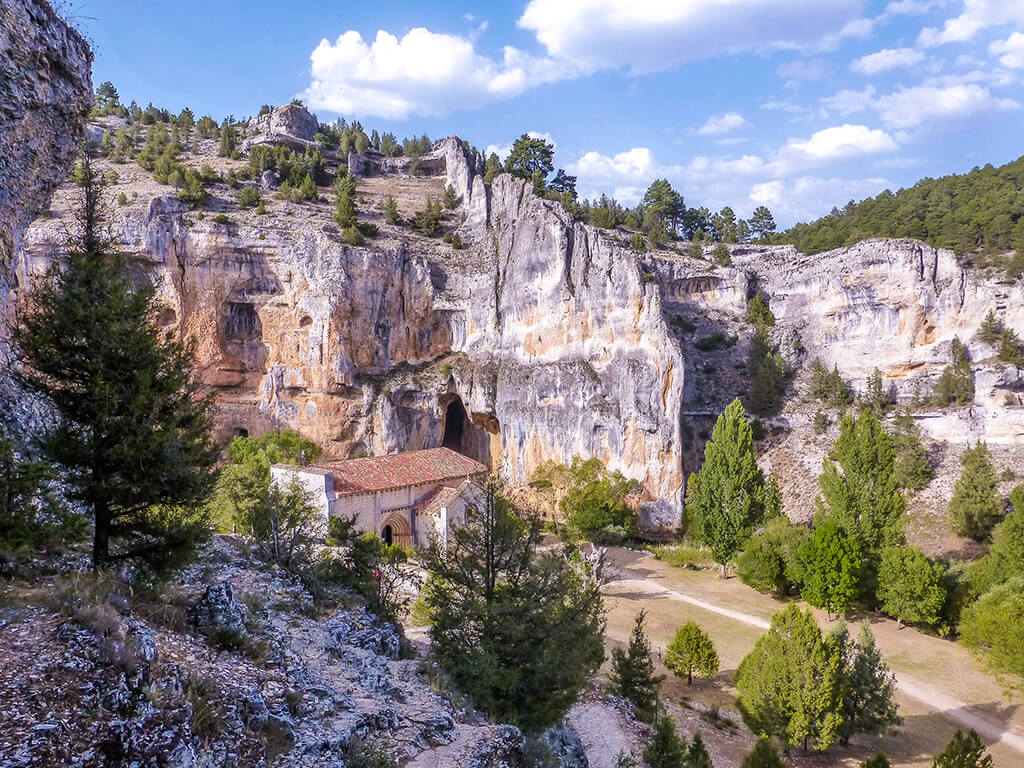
xmin=688 ymin=670 xmax=692 ymax=685
xmin=720 ymin=562 xmax=727 ymax=578
xmin=93 ymin=499 xmax=110 ymax=567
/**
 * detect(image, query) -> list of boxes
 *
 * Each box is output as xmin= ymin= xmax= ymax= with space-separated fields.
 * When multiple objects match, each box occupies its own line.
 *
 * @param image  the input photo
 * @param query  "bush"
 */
xmin=808 ymin=359 xmax=853 ymax=406
xmin=214 ymin=213 xmax=230 ymax=225
xmin=630 ymin=232 xmax=646 ymax=252
xmin=559 ymin=456 xmax=639 ymax=540
xmin=694 ymin=331 xmax=736 ymax=351
xmin=443 ymin=232 xmax=463 ymax=249
xmin=412 ymin=199 xmax=443 ymax=236
xmin=442 ymin=184 xmax=457 ymax=210
xmin=238 ymin=186 xmax=261 ymax=208
xmin=813 ymin=410 xmax=828 ymax=435
xmin=357 ymin=221 xmax=379 ymax=237
xmin=342 ymin=226 xmax=365 ymax=246
xmin=736 ymin=517 xmax=809 ymax=595
xmin=652 ymin=541 xmax=715 ymax=570
xmin=117 ymin=192 xmax=128 ymax=206
xmin=961 ymin=579 xmax=1024 ymax=680
xmin=382 ymin=195 xmax=400 ymax=224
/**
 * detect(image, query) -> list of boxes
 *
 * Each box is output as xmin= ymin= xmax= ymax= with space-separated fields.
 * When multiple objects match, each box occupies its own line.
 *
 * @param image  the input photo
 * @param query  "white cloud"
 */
xmin=697 ymin=112 xmax=747 ymax=136
xmin=776 ymin=124 xmax=898 ymax=169
xmin=990 ymin=32 xmax=1024 ymax=68
xmin=751 ymin=176 xmax=892 ymax=223
xmin=715 ymin=137 xmax=750 ymax=146
xmin=851 ymin=47 xmax=925 ymax=74
xmin=517 ymin=0 xmax=863 ymax=75
xmin=919 ymin=0 xmax=1024 ymax=47
xmin=822 ymin=85 xmax=877 ymax=114
xmin=875 ymin=83 xmax=1019 ymax=127
xmin=777 ymin=58 xmax=829 ymax=82
xmin=302 ymin=28 xmax=570 ymax=119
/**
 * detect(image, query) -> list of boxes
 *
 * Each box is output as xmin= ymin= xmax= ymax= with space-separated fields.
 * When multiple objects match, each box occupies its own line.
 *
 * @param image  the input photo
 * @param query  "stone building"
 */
xmin=271 ymin=447 xmax=486 ymax=547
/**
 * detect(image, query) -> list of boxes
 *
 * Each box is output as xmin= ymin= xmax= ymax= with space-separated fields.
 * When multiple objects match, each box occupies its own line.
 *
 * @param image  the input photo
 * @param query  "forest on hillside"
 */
xmin=776 ymin=155 xmax=1024 ymax=273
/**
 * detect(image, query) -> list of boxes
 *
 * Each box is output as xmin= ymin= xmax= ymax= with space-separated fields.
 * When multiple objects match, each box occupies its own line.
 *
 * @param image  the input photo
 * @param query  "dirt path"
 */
xmin=612 ymin=576 xmax=1024 ymax=755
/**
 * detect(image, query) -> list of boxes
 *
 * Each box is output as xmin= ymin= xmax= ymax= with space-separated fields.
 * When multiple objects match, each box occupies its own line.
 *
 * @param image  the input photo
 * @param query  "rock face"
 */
xmin=0 ymin=0 xmax=92 ymax=423
xmin=243 ymin=103 xmax=320 ymax=151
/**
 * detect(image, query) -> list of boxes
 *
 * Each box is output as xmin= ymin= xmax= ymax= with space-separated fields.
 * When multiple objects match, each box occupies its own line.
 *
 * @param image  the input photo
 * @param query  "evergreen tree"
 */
xmin=610 ymin=610 xmax=663 ymax=721
xmin=931 ymin=730 xmax=994 ymax=768
xmin=664 ymin=622 xmax=719 ymax=685
xmin=997 ymin=329 xmax=1023 ymax=366
xmin=960 ymin=577 xmax=1024 ymax=680
xmin=746 ymin=292 xmax=775 ymax=328
xmin=795 ymin=516 xmax=862 ymax=618
xmin=968 ymin=485 xmax=1024 ymax=595
xmin=932 ymin=337 xmax=974 ymax=406
xmin=736 ymin=516 xmax=809 ymax=595
xmin=712 ymin=242 xmax=731 ymax=266
xmin=891 ymin=409 xmax=933 ymax=492
xmin=218 ymin=122 xmax=237 ymax=157
xmin=748 ymin=206 xmax=776 ymax=241
xmin=12 ymin=156 xmax=217 ymax=568
xmin=642 ymin=179 xmax=685 ymax=234
xmin=483 ymin=152 xmax=502 ymax=183
xmin=817 ymin=411 xmax=906 ymax=598
xmin=685 ymin=399 xmax=781 ymax=574
xmin=643 ymin=713 xmax=687 ymax=768
xmin=877 ymin=545 xmax=947 ymax=628
xmin=383 ymin=195 xmax=400 ymax=225
xmin=978 ymin=310 xmax=1004 ymax=346
xmin=334 ymin=174 xmax=357 ymax=228
xmin=299 ymin=173 xmax=318 ymax=202
xmin=504 ymin=134 xmax=554 ymax=182
xmin=746 ymin=327 xmax=786 ymax=416
xmin=442 ymin=183 xmax=458 ymax=210
xmin=735 ymin=604 xmax=842 ymax=751
xmin=807 ymin=360 xmax=853 ymax=406
xmin=685 ymin=733 xmax=712 ymax=768
xmin=830 ymin=620 xmax=901 ymax=744
xmin=740 ymin=736 xmax=787 ymax=768
xmin=862 ymin=368 xmax=886 ymax=415
xmin=423 ymin=478 xmax=605 ymax=731
xmin=949 ymin=443 xmax=1003 ymax=541
xmin=559 ymin=456 xmax=638 ymax=540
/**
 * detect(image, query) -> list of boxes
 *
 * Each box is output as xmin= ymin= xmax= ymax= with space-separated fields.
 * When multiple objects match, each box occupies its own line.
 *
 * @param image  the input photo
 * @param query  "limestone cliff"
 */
xmin=0 ymin=0 xmax=92 ymax=426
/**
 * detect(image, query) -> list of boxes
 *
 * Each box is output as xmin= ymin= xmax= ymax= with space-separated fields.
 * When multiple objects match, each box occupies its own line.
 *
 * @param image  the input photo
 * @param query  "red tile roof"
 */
xmin=312 ymin=447 xmax=487 ymax=496
xmin=413 ymin=484 xmax=464 ymax=517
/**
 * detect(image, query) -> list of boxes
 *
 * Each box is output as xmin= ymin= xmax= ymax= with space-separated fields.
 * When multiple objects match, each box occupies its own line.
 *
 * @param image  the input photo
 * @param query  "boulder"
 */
xmin=193 ymin=581 xmax=246 ymax=634
xmin=260 ymin=169 xmax=280 ymax=190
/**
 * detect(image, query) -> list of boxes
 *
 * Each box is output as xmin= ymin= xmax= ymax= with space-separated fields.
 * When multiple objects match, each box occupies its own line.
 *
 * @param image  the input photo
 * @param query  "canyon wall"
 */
xmin=0 ymin=0 xmax=92 ymax=431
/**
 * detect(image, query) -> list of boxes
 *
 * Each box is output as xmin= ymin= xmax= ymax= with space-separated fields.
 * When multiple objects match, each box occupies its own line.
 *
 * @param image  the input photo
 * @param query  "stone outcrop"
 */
xmin=0 ymin=0 xmax=92 ymax=428
xmin=243 ymin=103 xmax=320 ymax=152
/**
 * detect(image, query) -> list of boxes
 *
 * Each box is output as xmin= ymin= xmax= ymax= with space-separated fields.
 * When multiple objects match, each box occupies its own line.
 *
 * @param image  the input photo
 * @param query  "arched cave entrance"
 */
xmin=440 ymin=395 xmax=498 ymax=467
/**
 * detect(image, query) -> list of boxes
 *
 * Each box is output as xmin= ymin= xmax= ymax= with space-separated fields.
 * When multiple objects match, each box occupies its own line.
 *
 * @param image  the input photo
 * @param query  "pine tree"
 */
xmin=740 ymin=736 xmax=787 ymax=768
xmin=891 ymin=409 xmax=933 ymax=492
xmin=483 ymin=152 xmax=502 ymax=184
xmin=664 ymin=622 xmax=719 ymax=685
xmin=443 ymin=183 xmax=458 ymax=210
xmin=299 ymin=173 xmax=318 ymax=202
xmin=334 ymin=175 xmax=358 ymax=228
xmin=643 ymin=713 xmax=687 ymax=768
xmin=959 ymin=577 xmax=1024 ymax=680
xmin=932 ymin=337 xmax=974 ymax=406
xmin=978 ymin=310 xmax=1004 ymax=346
xmin=610 ymin=610 xmax=663 ymax=722
xmin=735 ymin=604 xmax=842 ymax=751
xmin=968 ymin=485 xmax=1024 ymax=595
xmin=383 ymin=195 xmax=400 ymax=224
xmin=504 ymin=134 xmax=554 ymax=181
xmin=712 ymin=242 xmax=731 ymax=266
xmin=12 ymin=156 xmax=217 ymax=568
xmin=685 ymin=399 xmax=780 ymax=573
xmin=931 ymin=730 xmax=994 ymax=768
xmin=949 ymin=443 xmax=1003 ymax=541
xmin=997 ymin=329 xmax=1023 ymax=366
xmin=862 ymin=368 xmax=886 ymax=415
xmin=831 ymin=620 xmax=901 ymax=744
xmin=877 ymin=546 xmax=947 ymax=628
xmin=217 ymin=122 xmax=237 ymax=157
xmin=817 ymin=411 xmax=906 ymax=597
xmin=686 ymin=732 xmax=713 ymax=768
xmin=796 ymin=516 xmax=862 ymax=618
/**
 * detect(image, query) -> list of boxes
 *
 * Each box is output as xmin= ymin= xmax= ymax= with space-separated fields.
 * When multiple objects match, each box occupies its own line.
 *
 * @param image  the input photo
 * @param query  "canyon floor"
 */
xmin=599 ymin=547 xmax=1023 ymax=768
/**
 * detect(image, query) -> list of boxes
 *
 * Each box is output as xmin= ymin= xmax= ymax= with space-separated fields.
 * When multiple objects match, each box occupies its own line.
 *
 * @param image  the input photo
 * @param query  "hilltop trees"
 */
xmin=948 ymin=443 xmax=1003 ymax=541
xmin=610 ymin=610 xmax=663 ymax=721
xmin=505 ymin=133 xmax=554 ymax=191
xmin=423 ymin=479 xmax=605 ymax=730
xmin=12 ymin=156 xmax=217 ymax=568
xmin=685 ymin=399 xmax=781 ymax=574
xmin=748 ymin=206 xmax=777 ymax=241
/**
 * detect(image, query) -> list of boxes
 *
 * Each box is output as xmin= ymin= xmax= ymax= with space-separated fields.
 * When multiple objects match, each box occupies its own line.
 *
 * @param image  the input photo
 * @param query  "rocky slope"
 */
xmin=0 ymin=0 xmax=92 ymax=428
xmin=14 ymin=102 xmax=1024 ymax=535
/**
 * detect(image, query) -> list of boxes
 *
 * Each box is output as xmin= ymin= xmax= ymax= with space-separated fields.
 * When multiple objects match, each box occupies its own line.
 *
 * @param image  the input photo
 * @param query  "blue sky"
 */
xmin=76 ymin=0 xmax=1024 ymax=226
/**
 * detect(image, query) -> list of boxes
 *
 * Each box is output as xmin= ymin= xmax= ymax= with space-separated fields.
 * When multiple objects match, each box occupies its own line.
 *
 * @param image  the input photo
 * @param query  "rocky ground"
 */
xmin=0 ymin=537 xmax=629 ymax=768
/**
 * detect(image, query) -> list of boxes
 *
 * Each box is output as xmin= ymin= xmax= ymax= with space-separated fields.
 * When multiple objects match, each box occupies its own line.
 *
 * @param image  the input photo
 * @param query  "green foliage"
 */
xmin=960 ymin=577 xmax=1024 ymax=682
xmin=967 ymin=485 xmax=1024 ymax=595
xmin=442 ymin=232 xmax=463 ymax=249
xmin=932 ymin=337 xmax=974 ymax=407
xmin=878 ymin=545 xmax=948 ymax=630
xmin=344 ymin=737 xmax=398 ymax=768
xmin=383 ymin=195 xmax=400 ymax=224
xmin=748 ymin=206 xmax=776 ymax=241
xmin=664 ymin=621 xmax=719 ymax=685
xmin=228 ymin=431 xmax=321 ymax=465
xmin=652 ymin=541 xmax=715 ymax=570
xmin=735 ymin=603 xmax=842 ymax=751
xmin=861 ymin=368 xmax=887 ymax=416
xmin=443 ymin=184 xmax=457 ymax=210
xmin=423 ymin=478 xmax=605 ymax=731
xmin=630 ymin=232 xmax=647 ymax=252
xmin=412 ymin=199 xmax=443 ymax=236
xmin=213 ymin=213 xmax=230 ymax=225
xmin=891 ymin=409 xmax=933 ymax=492
xmin=861 ymin=753 xmax=892 ymax=768
xmin=483 ymin=152 xmax=502 ymax=184
xmin=505 ymin=134 xmax=554 ymax=183
xmin=694 ymin=331 xmax=735 ymax=351
xmin=740 ymin=736 xmax=786 ymax=768
xmin=931 ymin=729 xmax=994 ymax=768
xmin=176 ymin=169 xmax=208 ymax=208
xmin=807 ymin=360 xmax=853 ymax=406
xmin=746 ymin=327 xmax=786 ymax=416
xmin=559 ymin=456 xmax=639 ymax=540
xmin=712 ymin=242 xmax=731 ymax=266
xmin=998 ymin=328 xmax=1024 ymax=366
xmin=816 ymin=410 xmax=906 ymax=598
xmin=334 ymin=174 xmax=357 ymax=228
xmin=298 ymin=173 xmax=318 ymax=202
xmin=736 ymin=516 xmax=809 ymax=595
xmin=776 ymin=156 xmax=1024 ymax=262
xmin=117 ymin=192 xmax=128 ymax=206
xmin=610 ymin=610 xmax=663 ymax=722
xmin=642 ymin=179 xmax=685 ymax=235
xmin=832 ymin=620 xmax=902 ymax=745
xmin=685 ymin=399 xmax=781 ymax=568
xmin=238 ymin=186 xmax=261 ymax=209
xmin=217 ymin=122 xmax=237 ymax=158
xmin=795 ymin=516 xmax=862 ymax=617
xmin=746 ymin=292 xmax=775 ymax=328
xmin=643 ymin=714 xmax=687 ymax=768
xmin=813 ymin=410 xmax=829 ymax=435
xmin=342 ymin=226 xmax=365 ymax=246
xmin=978 ymin=310 xmax=1004 ymax=346
xmin=12 ymin=158 xmax=216 ymax=568
xmin=949 ymin=443 xmax=1003 ymax=541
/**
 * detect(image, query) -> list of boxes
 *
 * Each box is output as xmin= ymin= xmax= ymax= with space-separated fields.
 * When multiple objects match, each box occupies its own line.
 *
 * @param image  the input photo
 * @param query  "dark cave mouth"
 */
xmin=440 ymin=396 xmax=496 ymax=467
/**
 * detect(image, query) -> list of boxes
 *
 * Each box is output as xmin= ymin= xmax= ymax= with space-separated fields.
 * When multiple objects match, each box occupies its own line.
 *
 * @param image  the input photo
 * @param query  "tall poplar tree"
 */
xmin=686 ymin=398 xmax=781 ymax=574
xmin=13 ymin=155 xmax=217 ymax=568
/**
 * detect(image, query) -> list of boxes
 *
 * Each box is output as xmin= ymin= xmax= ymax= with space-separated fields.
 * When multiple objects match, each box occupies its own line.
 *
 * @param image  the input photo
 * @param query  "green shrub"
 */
xmin=117 ymin=192 xmax=128 ymax=206
xmin=808 ymin=359 xmax=853 ymax=406
xmin=442 ymin=184 xmax=457 ymax=210
xmin=630 ymin=232 xmax=646 ymax=252
xmin=736 ymin=517 xmax=809 ymax=595
xmin=652 ymin=541 xmax=715 ymax=570
xmin=712 ymin=242 xmax=731 ymax=266
xmin=813 ymin=410 xmax=828 ymax=435
xmin=342 ymin=226 xmax=365 ymax=246
xmin=694 ymin=331 xmax=736 ymax=351
xmin=960 ymin=578 xmax=1024 ymax=682
xmin=238 ymin=186 xmax=261 ymax=208
xmin=357 ymin=221 xmax=379 ymax=237
xmin=559 ymin=456 xmax=639 ymax=540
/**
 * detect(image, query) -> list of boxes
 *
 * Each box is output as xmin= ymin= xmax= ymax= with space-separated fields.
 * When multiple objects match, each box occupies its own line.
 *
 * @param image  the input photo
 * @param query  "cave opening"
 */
xmin=442 ymin=398 xmax=467 ymax=452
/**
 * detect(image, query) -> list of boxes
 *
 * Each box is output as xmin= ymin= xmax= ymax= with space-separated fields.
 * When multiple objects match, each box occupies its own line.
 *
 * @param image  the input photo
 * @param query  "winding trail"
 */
xmin=609 ymin=576 xmax=1024 ymax=757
